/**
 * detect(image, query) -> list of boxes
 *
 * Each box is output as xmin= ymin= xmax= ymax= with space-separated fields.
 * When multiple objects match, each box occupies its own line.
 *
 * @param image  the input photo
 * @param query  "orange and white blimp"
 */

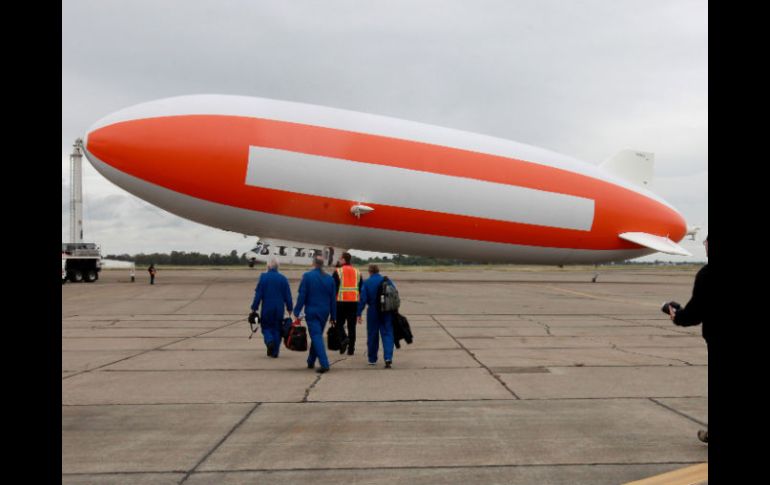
xmin=83 ymin=95 xmax=689 ymax=264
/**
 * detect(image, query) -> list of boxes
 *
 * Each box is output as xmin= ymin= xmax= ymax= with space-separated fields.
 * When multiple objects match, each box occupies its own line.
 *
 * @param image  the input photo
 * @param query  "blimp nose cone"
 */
xmin=82 ymin=98 xmax=258 ymax=208
xmin=84 ymin=122 xmax=139 ymax=172
xmin=82 ymin=97 xmax=196 ymax=178
xmin=83 ymin=103 xmax=157 ymax=178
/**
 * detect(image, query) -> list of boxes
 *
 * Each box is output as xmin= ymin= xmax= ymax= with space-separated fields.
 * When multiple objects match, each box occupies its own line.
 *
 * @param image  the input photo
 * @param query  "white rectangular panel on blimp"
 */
xmin=246 ymin=146 xmax=595 ymax=231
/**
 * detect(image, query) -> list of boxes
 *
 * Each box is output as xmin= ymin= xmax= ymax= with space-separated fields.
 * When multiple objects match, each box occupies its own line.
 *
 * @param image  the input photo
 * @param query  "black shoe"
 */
xmin=347 ymin=349 xmax=354 ymax=356
xmin=307 ymin=363 xmax=314 ymax=369
xmin=698 ymin=429 xmax=708 ymax=443
xmin=339 ymin=338 xmax=349 ymax=354
xmin=385 ymin=360 xmax=392 ymax=369
xmin=316 ymin=367 xmax=330 ymax=374
xmin=267 ymin=342 xmax=275 ymax=357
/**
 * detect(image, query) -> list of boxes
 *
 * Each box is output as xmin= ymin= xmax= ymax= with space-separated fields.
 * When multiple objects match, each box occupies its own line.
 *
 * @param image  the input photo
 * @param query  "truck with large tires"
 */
xmin=62 ymin=243 xmax=101 ymax=283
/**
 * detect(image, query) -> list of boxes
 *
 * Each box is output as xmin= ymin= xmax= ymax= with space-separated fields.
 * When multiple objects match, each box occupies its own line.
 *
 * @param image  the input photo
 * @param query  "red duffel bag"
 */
xmin=284 ymin=318 xmax=308 ymax=351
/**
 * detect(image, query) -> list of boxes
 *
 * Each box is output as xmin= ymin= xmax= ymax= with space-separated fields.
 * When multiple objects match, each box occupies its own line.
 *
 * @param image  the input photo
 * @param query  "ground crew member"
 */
xmin=333 ymin=252 xmax=362 ymax=355
xmin=148 ymin=264 xmax=156 ymax=285
xmin=250 ymin=258 xmax=293 ymax=358
xmin=357 ymin=264 xmax=395 ymax=368
xmin=294 ymin=256 xmax=337 ymax=373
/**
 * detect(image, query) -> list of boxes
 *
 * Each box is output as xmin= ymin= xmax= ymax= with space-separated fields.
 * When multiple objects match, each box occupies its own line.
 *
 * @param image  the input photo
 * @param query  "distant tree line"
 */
xmin=106 ymin=250 xmax=247 ymax=266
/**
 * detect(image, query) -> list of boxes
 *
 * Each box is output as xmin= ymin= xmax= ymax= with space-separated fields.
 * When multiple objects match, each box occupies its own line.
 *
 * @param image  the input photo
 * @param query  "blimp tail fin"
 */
xmin=619 ymin=232 xmax=692 ymax=256
xmin=600 ymin=150 xmax=654 ymax=187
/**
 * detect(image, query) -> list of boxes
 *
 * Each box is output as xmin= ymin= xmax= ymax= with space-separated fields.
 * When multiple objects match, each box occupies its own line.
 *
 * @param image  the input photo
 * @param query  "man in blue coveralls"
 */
xmin=250 ymin=258 xmax=293 ymax=358
xmin=357 ymin=264 xmax=395 ymax=368
xmin=294 ymin=256 xmax=337 ymax=373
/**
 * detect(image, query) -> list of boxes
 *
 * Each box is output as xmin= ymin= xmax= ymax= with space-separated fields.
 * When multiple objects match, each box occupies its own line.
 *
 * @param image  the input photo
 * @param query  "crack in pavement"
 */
xmin=62 ymin=460 xmax=707 ymax=478
xmin=431 ymin=315 xmax=520 ymax=399
xmin=178 ymin=402 xmax=262 ymax=484
xmin=171 ymin=282 xmax=215 ymax=314
xmin=62 ymin=318 xmax=245 ymax=380
xmin=521 ymin=315 xmax=553 ymax=336
xmin=649 ymin=398 xmax=707 ymax=427
xmin=608 ymin=343 xmax=694 ymax=366
xmin=302 ymin=355 xmax=349 ymax=402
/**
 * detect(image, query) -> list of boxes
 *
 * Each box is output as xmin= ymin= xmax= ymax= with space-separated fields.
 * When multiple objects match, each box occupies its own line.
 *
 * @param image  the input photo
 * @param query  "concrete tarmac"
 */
xmin=62 ymin=266 xmax=707 ymax=484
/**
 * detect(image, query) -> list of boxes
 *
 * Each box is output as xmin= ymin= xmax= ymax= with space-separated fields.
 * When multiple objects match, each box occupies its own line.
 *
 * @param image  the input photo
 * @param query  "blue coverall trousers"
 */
xmin=261 ymin=322 xmax=282 ymax=357
xmin=367 ymin=312 xmax=394 ymax=364
xmin=306 ymin=318 xmax=330 ymax=369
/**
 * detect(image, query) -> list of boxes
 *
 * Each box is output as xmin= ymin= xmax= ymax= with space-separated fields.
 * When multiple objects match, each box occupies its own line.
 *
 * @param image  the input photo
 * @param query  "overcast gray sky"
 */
xmin=62 ymin=0 xmax=707 ymax=262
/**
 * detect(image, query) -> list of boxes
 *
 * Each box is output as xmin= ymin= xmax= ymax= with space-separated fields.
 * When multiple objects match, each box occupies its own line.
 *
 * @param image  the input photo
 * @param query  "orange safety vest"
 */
xmin=336 ymin=265 xmax=360 ymax=302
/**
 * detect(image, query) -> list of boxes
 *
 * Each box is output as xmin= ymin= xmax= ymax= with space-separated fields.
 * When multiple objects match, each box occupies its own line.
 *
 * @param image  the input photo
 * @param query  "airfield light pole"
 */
xmin=70 ymin=138 xmax=84 ymax=244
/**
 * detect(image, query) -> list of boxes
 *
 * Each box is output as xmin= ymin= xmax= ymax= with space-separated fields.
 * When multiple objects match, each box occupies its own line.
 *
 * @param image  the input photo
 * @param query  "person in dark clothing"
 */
xmin=250 ymin=258 xmax=293 ymax=358
xmin=148 ymin=264 xmax=157 ymax=285
xmin=667 ymin=235 xmax=709 ymax=443
xmin=332 ymin=252 xmax=363 ymax=356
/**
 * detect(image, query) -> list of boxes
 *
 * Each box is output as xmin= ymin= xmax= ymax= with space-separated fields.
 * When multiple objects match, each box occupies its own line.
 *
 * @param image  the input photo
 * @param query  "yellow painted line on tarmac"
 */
xmin=623 ymin=463 xmax=707 ymax=485
xmin=522 ymin=283 xmax=658 ymax=308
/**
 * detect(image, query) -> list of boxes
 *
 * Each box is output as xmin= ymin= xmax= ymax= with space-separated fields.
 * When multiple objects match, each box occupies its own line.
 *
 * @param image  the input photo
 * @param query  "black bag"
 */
xmin=327 ymin=324 xmax=340 ymax=350
xmin=284 ymin=321 xmax=308 ymax=351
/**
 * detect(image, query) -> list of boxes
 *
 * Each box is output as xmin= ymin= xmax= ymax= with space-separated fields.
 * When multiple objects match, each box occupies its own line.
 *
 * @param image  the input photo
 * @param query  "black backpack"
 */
xmin=377 ymin=276 xmax=400 ymax=312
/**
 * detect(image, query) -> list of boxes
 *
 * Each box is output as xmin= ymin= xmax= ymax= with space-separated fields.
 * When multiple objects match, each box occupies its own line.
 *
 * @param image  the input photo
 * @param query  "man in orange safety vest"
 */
xmin=332 ymin=252 xmax=363 ymax=355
